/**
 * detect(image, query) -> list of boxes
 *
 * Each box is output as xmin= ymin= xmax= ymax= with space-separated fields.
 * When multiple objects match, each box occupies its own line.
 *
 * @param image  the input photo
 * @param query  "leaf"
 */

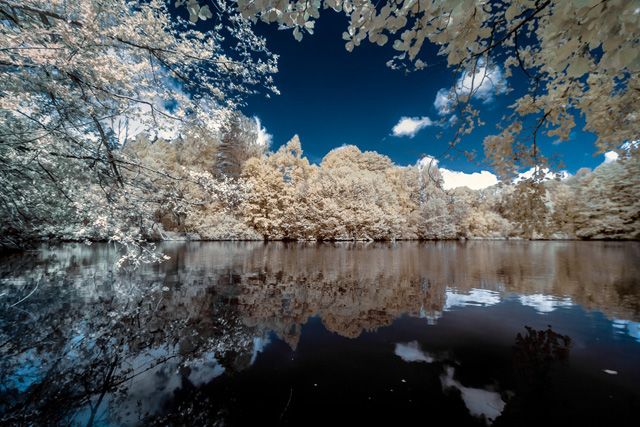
xmin=293 ymin=27 xmax=303 ymax=42
xmin=566 ymin=56 xmax=590 ymax=78
xmin=198 ymin=5 xmax=213 ymax=21
xmin=187 ymin=5 xmax=199 ymax=22
xmin=376 ymin=34 xmax=388 ymax=46
xmin=505 ymin=4 xmax=520 ymax=21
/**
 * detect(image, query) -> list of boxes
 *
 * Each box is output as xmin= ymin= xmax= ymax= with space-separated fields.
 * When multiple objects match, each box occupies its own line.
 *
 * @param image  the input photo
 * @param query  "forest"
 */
xmin=2 ymin=111 xmax=638 ymax=247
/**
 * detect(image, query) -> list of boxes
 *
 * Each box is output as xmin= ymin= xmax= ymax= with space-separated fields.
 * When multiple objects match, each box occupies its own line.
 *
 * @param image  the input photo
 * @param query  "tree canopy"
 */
xmin=187 ymin=0 xmax=639 ymax=177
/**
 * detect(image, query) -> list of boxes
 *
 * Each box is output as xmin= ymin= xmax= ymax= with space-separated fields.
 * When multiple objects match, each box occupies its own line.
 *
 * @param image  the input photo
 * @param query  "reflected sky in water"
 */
xmin=0 ymin=241 xmax=639 ymax=426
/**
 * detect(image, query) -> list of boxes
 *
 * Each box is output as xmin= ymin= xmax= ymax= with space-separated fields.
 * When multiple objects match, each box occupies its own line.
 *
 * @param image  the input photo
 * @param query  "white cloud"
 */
xmin=421 ymin=156 xmax=575 ymax=191
xmin=421 ymin=157 xmax=573 ymax=191
xmin=603 ymin=151 xmax=619 ymax=164
xmin=434 ymin=63 xmax=507 ymax=115
xmin=440 ymin=166 xmax=572 ymax=190
xmin=111 ymin=77 xmax=231 ymax=145
xmin=600 ymin=141 xmax=638 ymax=166
xmin=110 ymin=99 xmax=186 ymax=144
xmin=434 ymin=88 xmax=453 ymax=115
xmin=440 ymin=168 xmax=499 ymax=190
xmin=418 ymin=155 xmax=439 ymax=169
xmin=394 ymin=341 xmax=435 ymax=363
xmin=187 ymin=351 xmax=226 ymax=386
xmin=458 ymin=64 xmax=507 ymax=102
xmin=115 ymin=346 xmax=225 ymax=424
xmin=254 ymin=116 xmax=272 ymax=147
xmin=392 ymin=116 xmax=434 ymax=138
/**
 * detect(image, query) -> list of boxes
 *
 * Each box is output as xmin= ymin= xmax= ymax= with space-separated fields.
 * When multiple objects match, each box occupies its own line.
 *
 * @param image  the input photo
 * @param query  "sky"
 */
xmin=242 ymin=10 xmax=608 ymax=182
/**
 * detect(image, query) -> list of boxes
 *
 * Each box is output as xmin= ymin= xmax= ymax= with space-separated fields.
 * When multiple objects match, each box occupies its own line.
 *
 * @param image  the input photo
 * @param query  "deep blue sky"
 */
xmin=242 ymin=11 xmax=601 ymax=174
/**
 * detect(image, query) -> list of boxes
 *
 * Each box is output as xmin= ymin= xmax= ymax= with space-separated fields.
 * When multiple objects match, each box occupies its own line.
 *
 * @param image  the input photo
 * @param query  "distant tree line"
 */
xmin=9 ymin=116 xmax=637 ymax=245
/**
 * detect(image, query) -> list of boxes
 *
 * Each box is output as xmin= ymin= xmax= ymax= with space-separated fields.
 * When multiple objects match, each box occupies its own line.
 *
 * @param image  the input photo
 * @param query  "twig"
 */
xmin=9 ymin=280 xmax=39 ymax=307
xmin=279 ymin=387 xmax=293 ymax=425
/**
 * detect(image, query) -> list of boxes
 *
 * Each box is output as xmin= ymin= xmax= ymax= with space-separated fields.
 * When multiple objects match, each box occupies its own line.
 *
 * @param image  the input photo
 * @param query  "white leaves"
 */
xmin=612 ymin=45 xmax=639 ymax=70
xmin=198 ymin=5 xmax=213 ymax=21
xmin=393 ymin=39 xmax=408 ymax=52
xmin=187 ymin=3 xmax=200 ymax=22
xmin=566 ymin=56 xmax=590 ymax=78
xmin=505 ymin=3 xmax=521 ymax=21
xmin=376 ymin=34 xmax=389 ymax=46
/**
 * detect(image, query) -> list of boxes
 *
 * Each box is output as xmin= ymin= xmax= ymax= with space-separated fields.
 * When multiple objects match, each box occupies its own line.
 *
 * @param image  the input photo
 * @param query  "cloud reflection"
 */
xmin=444 ymin=288 xmax=501 ymax=311
xmin=440 ymin=366 xmax=505 ymax=425
xmin=518 ymin=294 xmax=573 ymax=314
xmin=394 ymin=341 xmax=434 ymax=363
xmin=612 ymin=319 xmax=640 ymax=342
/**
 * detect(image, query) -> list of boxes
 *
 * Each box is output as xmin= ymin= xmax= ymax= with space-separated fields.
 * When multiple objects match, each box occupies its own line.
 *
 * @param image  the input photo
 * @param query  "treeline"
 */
xmin=130 ymin=123 xmax=639 ymax=241
xmin=1 ymin=113 xmax=638 ymax=245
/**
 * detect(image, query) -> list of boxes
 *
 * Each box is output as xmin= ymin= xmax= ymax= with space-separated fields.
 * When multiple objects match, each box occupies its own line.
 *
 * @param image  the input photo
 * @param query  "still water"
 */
xmin=0 ymin=241 xmax=639 ymax=426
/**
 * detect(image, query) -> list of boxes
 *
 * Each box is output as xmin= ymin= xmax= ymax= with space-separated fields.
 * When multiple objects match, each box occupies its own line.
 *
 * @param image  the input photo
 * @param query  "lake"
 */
xmin=1 ymin=241 xmax=639 ymax=426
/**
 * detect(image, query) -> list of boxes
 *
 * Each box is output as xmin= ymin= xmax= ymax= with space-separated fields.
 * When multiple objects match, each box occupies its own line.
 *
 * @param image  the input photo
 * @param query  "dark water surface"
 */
xmin=1 ymin=241 xmax=639 ymax=426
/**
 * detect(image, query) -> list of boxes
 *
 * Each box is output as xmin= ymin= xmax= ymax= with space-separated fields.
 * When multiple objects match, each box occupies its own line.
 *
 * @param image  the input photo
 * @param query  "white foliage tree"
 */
xmin=572 ymin=157 xmax=640 ymax=239
xmin=0 ymin=0 xmax=278 ymax=263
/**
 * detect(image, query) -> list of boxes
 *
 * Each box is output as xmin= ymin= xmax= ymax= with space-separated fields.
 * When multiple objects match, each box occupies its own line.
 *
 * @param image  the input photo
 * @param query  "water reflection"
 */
xmin=612 ymin=319 xmax=640 ymax=342
xmin=394 ymin=341 xmax=435 ymax=363
xmin=0 ymin=241 xmax=639 ymax=426
xmin=441 ymin=365 xmax=505 ymax=424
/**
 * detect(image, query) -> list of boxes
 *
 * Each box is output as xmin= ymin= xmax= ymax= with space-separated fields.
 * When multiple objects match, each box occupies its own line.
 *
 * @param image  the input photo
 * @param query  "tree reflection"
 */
xmin=495 ymin=326 xmax=572 ymax=427
xmin=513 ymin=326 xmax=572 ymax=389
xmin=0 ymin=248 xmax=257 ymax=425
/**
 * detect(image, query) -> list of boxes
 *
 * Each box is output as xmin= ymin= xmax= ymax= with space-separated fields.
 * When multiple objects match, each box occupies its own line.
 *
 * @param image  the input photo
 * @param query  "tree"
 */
xmin=385 ymin=166 xmax=421 ymax=238
xmin=449 ymin=186 xmax=512 ymax=238
xmin=415 ymin=156 xmax=457 ymax=239
xmin=545 ymin=180 xmax=577 ymax=238
xmin=216 ymin=113 xmax=268 ymax=178
xmin=418 ymin=195 xmax=457 ymax=239
xmin=0 ymin=0 xmax=277 ymax=261
xmin=241 ymin=135 xmax=314 ymax=239
xmin=498 ymin=180 xmax=549 ymax=238
xmin=572 ymin=157 xmax=640 ymax=239
xmin=124 ymin=114 xmax=264 ymax=240
xmin=312 ymin=146 xmax=407 ymax=240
